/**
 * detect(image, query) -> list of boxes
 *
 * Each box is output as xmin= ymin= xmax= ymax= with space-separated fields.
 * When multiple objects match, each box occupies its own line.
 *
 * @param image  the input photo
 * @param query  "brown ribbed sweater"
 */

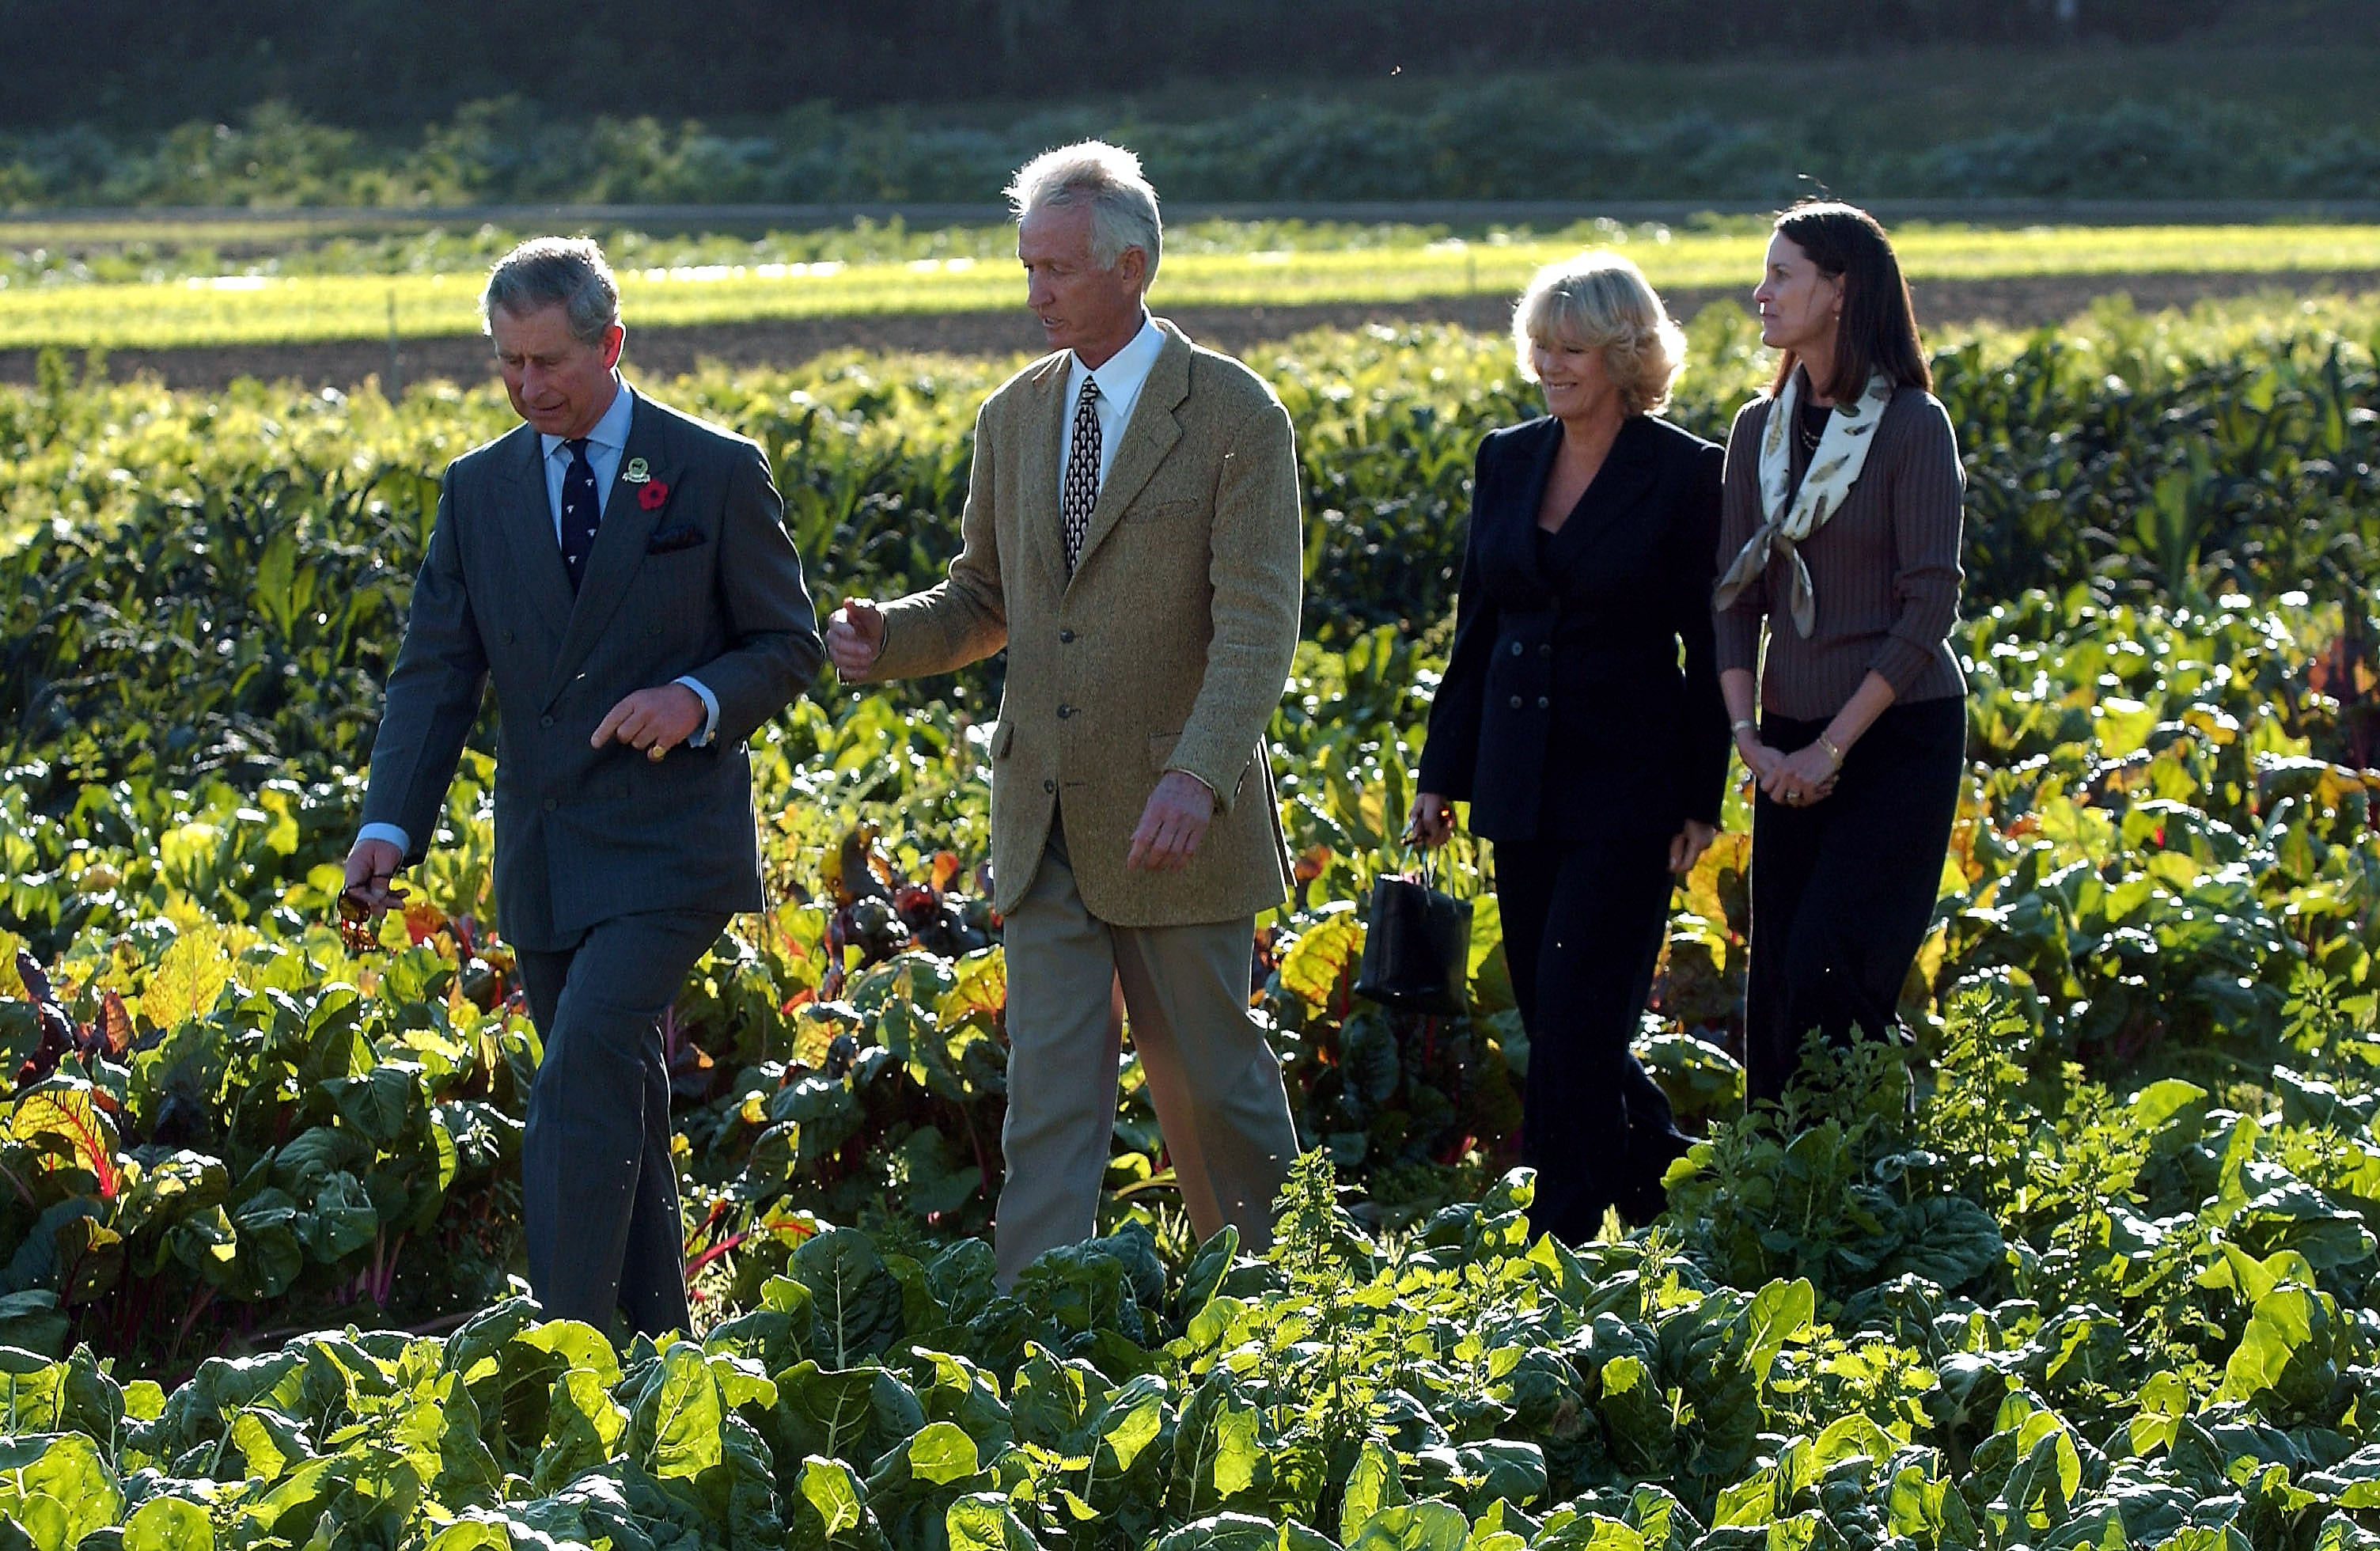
xmin=1715 ymin=384 xmax=1968 ymax=719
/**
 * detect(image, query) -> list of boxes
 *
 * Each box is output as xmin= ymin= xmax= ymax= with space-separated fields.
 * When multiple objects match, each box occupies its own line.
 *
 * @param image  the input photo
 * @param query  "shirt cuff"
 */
xmin=674 ymin=676 xmax=721 ymax=746
xmin=356 ymin=821 xmax=411 ymax=856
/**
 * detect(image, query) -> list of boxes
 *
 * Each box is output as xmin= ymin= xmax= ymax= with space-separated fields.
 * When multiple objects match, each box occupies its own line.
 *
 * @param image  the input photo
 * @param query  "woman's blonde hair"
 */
xmin=1511 ymin=250 xmax=1687 ymax=416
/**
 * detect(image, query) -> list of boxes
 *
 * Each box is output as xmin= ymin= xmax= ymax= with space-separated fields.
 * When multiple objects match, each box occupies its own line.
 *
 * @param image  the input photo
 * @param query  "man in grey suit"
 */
xmin=342 ymin=237 xmax=822 ymax=1336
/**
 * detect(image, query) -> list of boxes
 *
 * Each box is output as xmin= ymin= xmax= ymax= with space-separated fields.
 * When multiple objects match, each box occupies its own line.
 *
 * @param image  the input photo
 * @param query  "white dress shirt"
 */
xmin=354 ymin=378 xmax=718 ymax=859
xmin=1060 ymin=313 xmax=1167 ymax=495
xmin=542 ymin=374 xmax=637 ymax=546
xmin=1056 ymin=313 xmax=1216 ymax=810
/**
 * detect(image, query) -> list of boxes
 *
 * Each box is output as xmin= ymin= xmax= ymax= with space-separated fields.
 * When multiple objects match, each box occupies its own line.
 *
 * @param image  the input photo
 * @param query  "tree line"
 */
xmin=4 ymin=91 xmax=2374 ymax=210
xmin=0 ymin=0 xmax=2238 ymax=132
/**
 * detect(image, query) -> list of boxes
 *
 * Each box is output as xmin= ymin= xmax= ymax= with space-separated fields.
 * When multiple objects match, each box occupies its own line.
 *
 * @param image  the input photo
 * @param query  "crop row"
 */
xmin=2 ymin=576 xmax=2374 ymax=1362
xmin=7 ymin=995 xmax=2380 ymax=1551
xmin=2 ymin=309 xmax=2379 ymax=1548
xmin=7 ymin=302 xmax=2380 ymax=791
xmin=6 ymin=224 xmax=2380 ymax=351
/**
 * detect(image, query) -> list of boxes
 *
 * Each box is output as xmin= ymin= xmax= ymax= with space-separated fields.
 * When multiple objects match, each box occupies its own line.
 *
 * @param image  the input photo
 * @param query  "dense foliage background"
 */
xmin=12 ymin=91 xmax=2380 ymax=210
xmin=0 ymin=0 xmax=2250 ymax=131
xmin=3 ymin=2 xmax=2380 ymax=209
xmin=1 ymin=293 xmax=2378 ymax=1547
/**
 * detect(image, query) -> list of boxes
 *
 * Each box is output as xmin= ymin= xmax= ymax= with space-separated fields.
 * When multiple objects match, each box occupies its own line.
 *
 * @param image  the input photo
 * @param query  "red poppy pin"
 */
xmin=638 ymin=478 xmax=670 ymax=511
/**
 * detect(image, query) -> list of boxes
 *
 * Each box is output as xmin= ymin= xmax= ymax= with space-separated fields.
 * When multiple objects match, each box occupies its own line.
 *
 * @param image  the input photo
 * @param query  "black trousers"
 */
xmin=1496 ymin=824 xmax=1694 ymax=1244
xmin=516 ymin=908 xmax=729 ymax=1336
xmin=1745 ymin=697 xmax=1965 ymax=1105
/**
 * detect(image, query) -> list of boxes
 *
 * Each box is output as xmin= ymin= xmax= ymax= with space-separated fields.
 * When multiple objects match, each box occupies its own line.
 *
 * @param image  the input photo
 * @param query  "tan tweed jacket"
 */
xmin=865 ymin=320 xmax=1301 ymax=926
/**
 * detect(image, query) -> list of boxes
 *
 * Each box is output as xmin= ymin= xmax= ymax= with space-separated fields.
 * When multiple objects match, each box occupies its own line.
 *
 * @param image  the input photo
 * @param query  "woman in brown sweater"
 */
xmin=1714 ymin=201 xmax=1966 ymax=1105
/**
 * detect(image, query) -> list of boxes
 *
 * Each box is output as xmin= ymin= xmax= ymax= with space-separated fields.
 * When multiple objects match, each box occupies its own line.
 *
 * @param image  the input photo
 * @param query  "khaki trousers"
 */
xmin=995 ymin=827 xmax=1302 ymax=1285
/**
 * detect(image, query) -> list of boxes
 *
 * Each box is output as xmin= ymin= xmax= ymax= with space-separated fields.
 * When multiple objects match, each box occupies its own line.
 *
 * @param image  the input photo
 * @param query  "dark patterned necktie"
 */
xmin=559 ymin=438 xmax=601 ymax=593
xmin=1061 ymin=374 xmax=1101 ymax=574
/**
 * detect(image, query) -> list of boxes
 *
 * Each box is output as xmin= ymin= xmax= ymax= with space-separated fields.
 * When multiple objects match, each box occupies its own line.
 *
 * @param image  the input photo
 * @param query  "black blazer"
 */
xmin=1417 ymin=413 xmax=1730 ymax=847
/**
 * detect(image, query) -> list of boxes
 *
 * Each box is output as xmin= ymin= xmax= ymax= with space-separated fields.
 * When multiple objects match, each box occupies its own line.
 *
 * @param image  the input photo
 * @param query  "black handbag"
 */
xmin=1352 ymin=853 xmax=1473 ymax=1016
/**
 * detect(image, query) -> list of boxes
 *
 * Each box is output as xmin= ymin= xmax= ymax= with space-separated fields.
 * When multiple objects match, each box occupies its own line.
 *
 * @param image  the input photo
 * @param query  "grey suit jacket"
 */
xmin=361 ymin=391 xmax=824 ymax=950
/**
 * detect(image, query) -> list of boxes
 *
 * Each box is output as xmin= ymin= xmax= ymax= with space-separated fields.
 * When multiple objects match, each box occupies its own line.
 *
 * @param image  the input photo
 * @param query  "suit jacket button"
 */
xmin=540 ymin=715 xmax=555 ymax=728
xmin=543 ymin=798 xmax=558 ymax=812
xmin=504 ymin=630 xmax=517 ymax=644
xmin=1508 ymin=695 xmax=1522 ymax=709
xmin=1059 ymin=629 xmax=1076 ymax=643
xmin=1510 ymin=641 xmax=1523 ymax=656
xmin=1042 ymin=779 xmax=1055 ymax=793
xmin=1537 ymin=696 xmax=1550 ymax=709
xmin=1539 ymin=643 xmax=1552 ymax=658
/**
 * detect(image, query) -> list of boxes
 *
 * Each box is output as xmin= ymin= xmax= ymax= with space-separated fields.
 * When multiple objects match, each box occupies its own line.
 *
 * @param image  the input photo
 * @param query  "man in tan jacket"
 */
xmin=828 ymin=142 xmax=1304 ymax=1283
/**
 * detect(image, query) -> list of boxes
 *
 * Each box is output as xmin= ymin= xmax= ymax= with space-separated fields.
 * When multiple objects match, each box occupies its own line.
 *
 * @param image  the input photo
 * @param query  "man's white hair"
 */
xmin=1006 ymin=141 xmax=1162 ymax=286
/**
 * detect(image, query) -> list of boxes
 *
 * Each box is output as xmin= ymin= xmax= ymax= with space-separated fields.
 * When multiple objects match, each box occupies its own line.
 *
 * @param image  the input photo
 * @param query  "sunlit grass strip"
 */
xmin=4 ymin=225 xmax=2380 ymax=351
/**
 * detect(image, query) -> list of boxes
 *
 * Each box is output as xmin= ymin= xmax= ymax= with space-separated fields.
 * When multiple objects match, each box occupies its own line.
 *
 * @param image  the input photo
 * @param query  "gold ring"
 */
xmin=646 ymin=744 xmax=668 ymax=763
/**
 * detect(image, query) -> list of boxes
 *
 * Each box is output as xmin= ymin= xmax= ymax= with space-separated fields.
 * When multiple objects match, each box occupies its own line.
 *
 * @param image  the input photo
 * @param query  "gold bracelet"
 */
xmin=1817 ymin=732 xmax=1845 ymax=764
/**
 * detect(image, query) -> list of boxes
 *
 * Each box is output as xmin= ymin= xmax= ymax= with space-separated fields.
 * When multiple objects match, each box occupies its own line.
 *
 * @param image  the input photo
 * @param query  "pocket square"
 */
xmin=646 ymin=525 xmax=707 ymax=554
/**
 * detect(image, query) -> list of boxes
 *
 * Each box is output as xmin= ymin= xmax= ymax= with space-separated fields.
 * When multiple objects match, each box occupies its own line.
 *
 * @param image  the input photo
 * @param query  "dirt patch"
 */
xmin=6 ymin=270 xmax=2375 ymax=392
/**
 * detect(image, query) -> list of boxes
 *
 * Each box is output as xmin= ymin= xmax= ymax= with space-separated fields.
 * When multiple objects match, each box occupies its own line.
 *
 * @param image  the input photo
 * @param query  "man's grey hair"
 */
xmin=1006 ymin=141 xmax=1162 ymax=286
xmin=480 ymin=237 xmax=621 ymax=345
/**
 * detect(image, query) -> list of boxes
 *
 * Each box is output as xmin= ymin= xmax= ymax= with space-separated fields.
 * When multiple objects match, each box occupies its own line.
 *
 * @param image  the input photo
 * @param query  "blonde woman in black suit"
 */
xmin=1408 ymin=252 xmax=1730 ymax=1242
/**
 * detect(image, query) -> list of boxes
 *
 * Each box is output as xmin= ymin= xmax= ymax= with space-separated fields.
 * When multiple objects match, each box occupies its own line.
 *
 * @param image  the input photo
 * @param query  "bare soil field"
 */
xmin=4 ymin=269 xmax=2373 ymax=391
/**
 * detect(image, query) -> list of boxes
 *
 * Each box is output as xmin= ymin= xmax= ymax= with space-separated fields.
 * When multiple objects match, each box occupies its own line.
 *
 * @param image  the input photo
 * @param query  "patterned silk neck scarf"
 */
xmin=1712 ymin=369 xmax=1896 ymax=637
xmin=1061 ymin=374 xmax=1101 ymax=573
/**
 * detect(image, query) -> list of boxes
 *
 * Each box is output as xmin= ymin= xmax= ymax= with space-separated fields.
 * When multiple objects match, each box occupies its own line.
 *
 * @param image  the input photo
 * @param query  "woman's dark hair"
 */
xmin=1768 ymin=200 xmax=1931 ymax=400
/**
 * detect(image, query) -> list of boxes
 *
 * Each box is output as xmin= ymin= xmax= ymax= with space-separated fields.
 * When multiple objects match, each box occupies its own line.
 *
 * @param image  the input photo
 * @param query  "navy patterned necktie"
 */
xmin=559 ymin=437 xmax=602 ymax=593
xmin=1060 ymin=374 xmax=1101 ymax=573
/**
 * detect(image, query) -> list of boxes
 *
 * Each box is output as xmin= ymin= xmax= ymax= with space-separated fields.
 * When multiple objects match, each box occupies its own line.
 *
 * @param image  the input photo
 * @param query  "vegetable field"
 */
xmin=2 ymin=295 xmax=2379 ymax=1550
xmin=7 ymin=220 xmax=2380 ymax=351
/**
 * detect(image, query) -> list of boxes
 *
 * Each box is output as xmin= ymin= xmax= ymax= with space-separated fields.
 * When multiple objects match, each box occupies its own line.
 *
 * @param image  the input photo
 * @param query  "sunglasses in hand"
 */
xmin=336 ymin=881 xmax=409 ymax=954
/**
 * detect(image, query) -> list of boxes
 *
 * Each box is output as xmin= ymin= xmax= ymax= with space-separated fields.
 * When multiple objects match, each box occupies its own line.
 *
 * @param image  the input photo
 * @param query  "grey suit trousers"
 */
xmin=995 ymin=823 xmax=1301 ymax=1285
xmin=517 ymin=908 xmax=729 ymax=1335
